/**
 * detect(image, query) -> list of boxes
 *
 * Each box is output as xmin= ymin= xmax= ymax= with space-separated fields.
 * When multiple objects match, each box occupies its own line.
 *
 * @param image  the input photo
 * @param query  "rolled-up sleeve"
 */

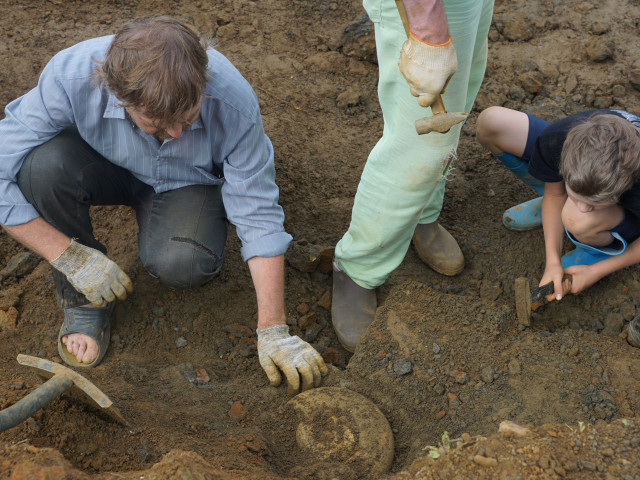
xmin=221 ymin=107 xmax=292 ymax=261
xmin=0 ymin=57 xmax=74 ymax=225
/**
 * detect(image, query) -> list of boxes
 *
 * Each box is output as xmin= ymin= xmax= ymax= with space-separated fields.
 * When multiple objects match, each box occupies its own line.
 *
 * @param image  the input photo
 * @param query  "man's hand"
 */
xmin=257 ymin=324 xmax=328 ymax=395
xmin=398 ymin=35 xmax=457 ymax=108
xmin=50 ymin=239 xmax=133 ymax=305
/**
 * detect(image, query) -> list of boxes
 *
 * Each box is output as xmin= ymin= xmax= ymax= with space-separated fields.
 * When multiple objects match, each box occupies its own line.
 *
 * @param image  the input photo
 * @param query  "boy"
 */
xmin=476 ymin=106 xmax=640 ymax=347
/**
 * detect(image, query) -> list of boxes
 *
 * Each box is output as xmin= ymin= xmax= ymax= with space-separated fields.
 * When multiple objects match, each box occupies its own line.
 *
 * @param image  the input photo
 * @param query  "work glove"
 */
xmin=257 ymin=324 xmax=329 ymax=395
xmin=398 ymin=34 xmax=457 ymax=108
xmin=50 ymin=239 xmax=133 ymax=305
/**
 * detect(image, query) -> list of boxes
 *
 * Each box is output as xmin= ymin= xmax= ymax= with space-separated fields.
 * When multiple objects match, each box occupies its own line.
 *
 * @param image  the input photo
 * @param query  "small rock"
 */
xmin=194 ymin=368 xmax=210 ymax=384
xmin=175 ymin=337 xmax=188 ymax=348
xmin=393 ymin=359 xmax=413 ymax=376
xmin=317 ymin=290 xmax=331 ymax=310
xmin=0 ymin=252 xmax=40 ymax=280
xmin=228 ymin=401 xmax=249 ymax=420
xmin=336 ymin=89 xmax=361 ymax=109
xmin=453 ymin=370 xmax=468 ymax=385
xmin=499 ymin=421 xmax=531 ymax=437
xmin=473 ymin=455 xmax=498 ymax=467
xmin=481 ymin=366 xmax=495 ymax=383
xmin=432 ymin=342 xmax=441 ymax=354
xmin=585 ymin=37 xmax=614 ymax=62
xmin=321 ymin=346 xmax=339 ymax=364
xmin=298 ymin=312 xmax=317 ymax=330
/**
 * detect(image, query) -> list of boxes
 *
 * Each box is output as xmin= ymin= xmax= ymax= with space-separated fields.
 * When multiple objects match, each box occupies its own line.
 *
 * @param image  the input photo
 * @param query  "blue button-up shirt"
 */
xmin=0 ymin=35 xmax=291 ymax=261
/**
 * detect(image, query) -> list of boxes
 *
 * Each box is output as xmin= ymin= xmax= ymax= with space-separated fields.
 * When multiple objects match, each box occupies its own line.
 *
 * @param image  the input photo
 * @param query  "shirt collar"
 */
xmin=102 ymin=92 xmax=204 ymax=130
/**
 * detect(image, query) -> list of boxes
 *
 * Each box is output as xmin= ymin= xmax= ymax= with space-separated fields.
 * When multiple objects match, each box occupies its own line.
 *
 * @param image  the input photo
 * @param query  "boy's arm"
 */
xmin=540 ymin=181 xmax=569 ymax=300
xmin=566 ymin=238 xmax=640 ymax=294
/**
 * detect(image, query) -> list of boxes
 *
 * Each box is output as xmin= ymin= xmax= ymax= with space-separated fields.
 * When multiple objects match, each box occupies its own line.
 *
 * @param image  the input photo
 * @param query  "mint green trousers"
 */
xmin=334 ymin=0 xmax=494 ymax=289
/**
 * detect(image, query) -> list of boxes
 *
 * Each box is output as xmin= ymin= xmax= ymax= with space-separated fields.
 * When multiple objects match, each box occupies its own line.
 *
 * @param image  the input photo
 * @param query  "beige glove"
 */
xmin=398 ymin=34 xmax=457 ymax=108
xmin=257 ymin=324 xmax=329 ymax=395
xmin=50 ymin=239 xmax=133 ymax=305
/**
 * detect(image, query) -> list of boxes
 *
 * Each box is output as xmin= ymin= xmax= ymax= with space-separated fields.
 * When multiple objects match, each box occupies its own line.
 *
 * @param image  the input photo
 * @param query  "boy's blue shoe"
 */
xmin=561 ymin=231 xmax=627 ymax=267
xmin=502 ymin=196 xmax=543 ymax=231
xmin=560 ymin=248 xmax=612 ymax=267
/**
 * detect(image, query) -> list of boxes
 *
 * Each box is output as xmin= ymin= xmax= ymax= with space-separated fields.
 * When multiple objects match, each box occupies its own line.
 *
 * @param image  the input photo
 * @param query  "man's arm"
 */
xmin=248 ymin=255 xmax=328 ymax=394
xmin=3 ymin=217 xmax=132 ymax=305
xmin=247 ymin=255 xmax=287 ymax=328
xmin=403 ymin=0 xmax=449 ymax=44
xmin=2 ymin=217 xmax=71 ymax=261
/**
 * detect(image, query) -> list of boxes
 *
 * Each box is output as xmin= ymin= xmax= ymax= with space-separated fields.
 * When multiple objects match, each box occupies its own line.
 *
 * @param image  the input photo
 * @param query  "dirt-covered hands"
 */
xmin=398 ymin=35 xmax=457 ymax=108
xmin=256 ymin=324 xmax=328 ymax=395
xmin=50 ymin=239 xmax=133 ymax=305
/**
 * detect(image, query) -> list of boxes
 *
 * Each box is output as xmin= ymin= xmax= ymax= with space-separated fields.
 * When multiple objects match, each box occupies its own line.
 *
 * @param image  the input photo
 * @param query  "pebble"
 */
xmin=432 ymin=342 xmax=441 ymax=354
xmin=481 ymin=366 xmax=495 ymax=383
xmin=473 ymin=455 xmax=498 ymax=467
xmin=175 ymin=337 xmax=188 ymax=348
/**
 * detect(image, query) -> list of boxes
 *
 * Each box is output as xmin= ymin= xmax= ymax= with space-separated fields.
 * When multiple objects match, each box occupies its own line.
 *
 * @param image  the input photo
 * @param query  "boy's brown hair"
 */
xmin=560 ymin=114 xmax=640 ymax=203
xmin=93 ymin=16 xmax=209 ymax=126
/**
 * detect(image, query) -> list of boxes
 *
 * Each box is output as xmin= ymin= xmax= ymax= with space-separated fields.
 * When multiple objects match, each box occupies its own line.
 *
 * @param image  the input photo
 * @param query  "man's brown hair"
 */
xmin=560 ymin=114 xmax=640 ymax=203
xmin=93 ymin=16 xmax=209 ymax=125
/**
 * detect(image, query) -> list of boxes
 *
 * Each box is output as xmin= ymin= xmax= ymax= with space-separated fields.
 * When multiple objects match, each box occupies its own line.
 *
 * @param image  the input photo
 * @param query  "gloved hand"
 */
xmin=50 ymin=239 xmax=133 ymax=305
xmin=398 ymin=34 xmax=457 ymax=108
xmin=257 ymin=324 xmax=328 ymax=395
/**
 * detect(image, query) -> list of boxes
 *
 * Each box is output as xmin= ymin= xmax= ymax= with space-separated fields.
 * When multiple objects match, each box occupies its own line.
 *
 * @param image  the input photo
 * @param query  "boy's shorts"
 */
xmin=522 ymin=113 xmax=640 ymax=250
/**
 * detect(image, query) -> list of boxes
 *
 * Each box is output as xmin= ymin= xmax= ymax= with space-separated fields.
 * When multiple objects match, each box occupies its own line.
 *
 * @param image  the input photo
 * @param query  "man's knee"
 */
xmin=142 ymin=237 xmax=225 ymax=289
xmin=18 ymin=130 xmax=84 ymax=201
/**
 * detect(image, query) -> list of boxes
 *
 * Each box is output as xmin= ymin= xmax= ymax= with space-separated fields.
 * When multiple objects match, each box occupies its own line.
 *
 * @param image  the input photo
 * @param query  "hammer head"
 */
xmin=17 ymin=354 xmax=127 ymax=425
xmin=514 ymin=277 xmax=532 ymax=327
xmin=415 ymin=111 xmax=469 ymax=135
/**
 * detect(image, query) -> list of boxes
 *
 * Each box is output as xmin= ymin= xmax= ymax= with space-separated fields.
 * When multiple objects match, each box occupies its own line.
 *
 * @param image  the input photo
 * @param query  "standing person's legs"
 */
xmin=332 ymin=0 xmax=493 ymax=352
xmin=135 ymin=184 xmax=228 ymax=289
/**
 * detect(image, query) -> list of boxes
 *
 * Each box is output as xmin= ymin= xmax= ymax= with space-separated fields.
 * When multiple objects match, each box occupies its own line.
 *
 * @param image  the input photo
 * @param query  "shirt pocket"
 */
xmin=363 ymin=0 xmax=381 ymax=23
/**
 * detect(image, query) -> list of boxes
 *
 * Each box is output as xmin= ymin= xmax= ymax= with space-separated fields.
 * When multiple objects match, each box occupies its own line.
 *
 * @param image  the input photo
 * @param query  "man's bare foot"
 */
xmin=60 ymin=302 xmax=106 ymax=364
xmin=61 ymin=333 xmax=99 ymax=364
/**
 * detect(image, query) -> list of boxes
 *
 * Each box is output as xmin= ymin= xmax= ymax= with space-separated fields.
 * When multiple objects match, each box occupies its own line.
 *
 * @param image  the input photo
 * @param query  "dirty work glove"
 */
xmin=398 ymin=34 xmax=457 ymax=108
xmin=50 ymin=239 xmax=133 ymax=306
xmin=257 ymin=324 xmax=329 ymax=395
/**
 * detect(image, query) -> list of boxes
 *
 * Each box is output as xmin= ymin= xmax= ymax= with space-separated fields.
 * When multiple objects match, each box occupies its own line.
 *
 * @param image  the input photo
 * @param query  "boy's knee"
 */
xmin=476 ymin=106 xmax=504 ymax=149
xmin=143 ymin=239 xmax=225 ymax=289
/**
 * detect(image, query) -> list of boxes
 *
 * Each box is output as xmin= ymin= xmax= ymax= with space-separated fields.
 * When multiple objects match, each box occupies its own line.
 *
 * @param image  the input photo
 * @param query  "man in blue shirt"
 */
xmin=0 ymin=16 xmax=327 ymax=394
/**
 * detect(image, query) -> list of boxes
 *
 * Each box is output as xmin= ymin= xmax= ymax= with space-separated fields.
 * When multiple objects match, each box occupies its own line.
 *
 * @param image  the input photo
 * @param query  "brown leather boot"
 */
xmin=331 ymin=261 xmax=377 ymax=353
xmin=412 ymin=222 xmax=464 ymax=276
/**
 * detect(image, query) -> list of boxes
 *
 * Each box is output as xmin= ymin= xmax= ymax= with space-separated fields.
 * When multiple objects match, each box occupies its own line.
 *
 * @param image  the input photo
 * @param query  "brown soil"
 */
xmin=1 ymin=0 xmax=640 ymax=479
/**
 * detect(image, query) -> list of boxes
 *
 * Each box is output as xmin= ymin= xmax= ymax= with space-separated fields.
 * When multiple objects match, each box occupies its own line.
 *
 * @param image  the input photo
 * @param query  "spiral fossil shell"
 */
xmin=285 ymin=387 xmax=394 ymax=476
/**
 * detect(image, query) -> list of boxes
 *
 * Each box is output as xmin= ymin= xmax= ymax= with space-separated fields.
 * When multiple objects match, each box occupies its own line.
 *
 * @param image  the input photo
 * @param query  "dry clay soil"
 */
xmin=1 ymin=0 xmax=640 ymax=479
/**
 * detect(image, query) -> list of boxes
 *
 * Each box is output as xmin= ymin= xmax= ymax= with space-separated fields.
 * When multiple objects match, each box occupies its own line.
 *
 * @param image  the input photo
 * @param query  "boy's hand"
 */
xmin=564 ymin=265 xmax=600 ymax=295
xmin=540 ymin=263 xmax=568 ymax=302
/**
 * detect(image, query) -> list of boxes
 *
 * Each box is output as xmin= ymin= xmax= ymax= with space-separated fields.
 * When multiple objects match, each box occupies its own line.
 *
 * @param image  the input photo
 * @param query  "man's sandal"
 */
xmin=57 ymin=302 xmax=115 ymax=368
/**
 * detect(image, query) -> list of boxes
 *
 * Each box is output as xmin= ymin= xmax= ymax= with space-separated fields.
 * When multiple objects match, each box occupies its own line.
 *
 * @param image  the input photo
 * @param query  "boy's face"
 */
xmin=565 ymin=185 xmax=616 ymax=213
